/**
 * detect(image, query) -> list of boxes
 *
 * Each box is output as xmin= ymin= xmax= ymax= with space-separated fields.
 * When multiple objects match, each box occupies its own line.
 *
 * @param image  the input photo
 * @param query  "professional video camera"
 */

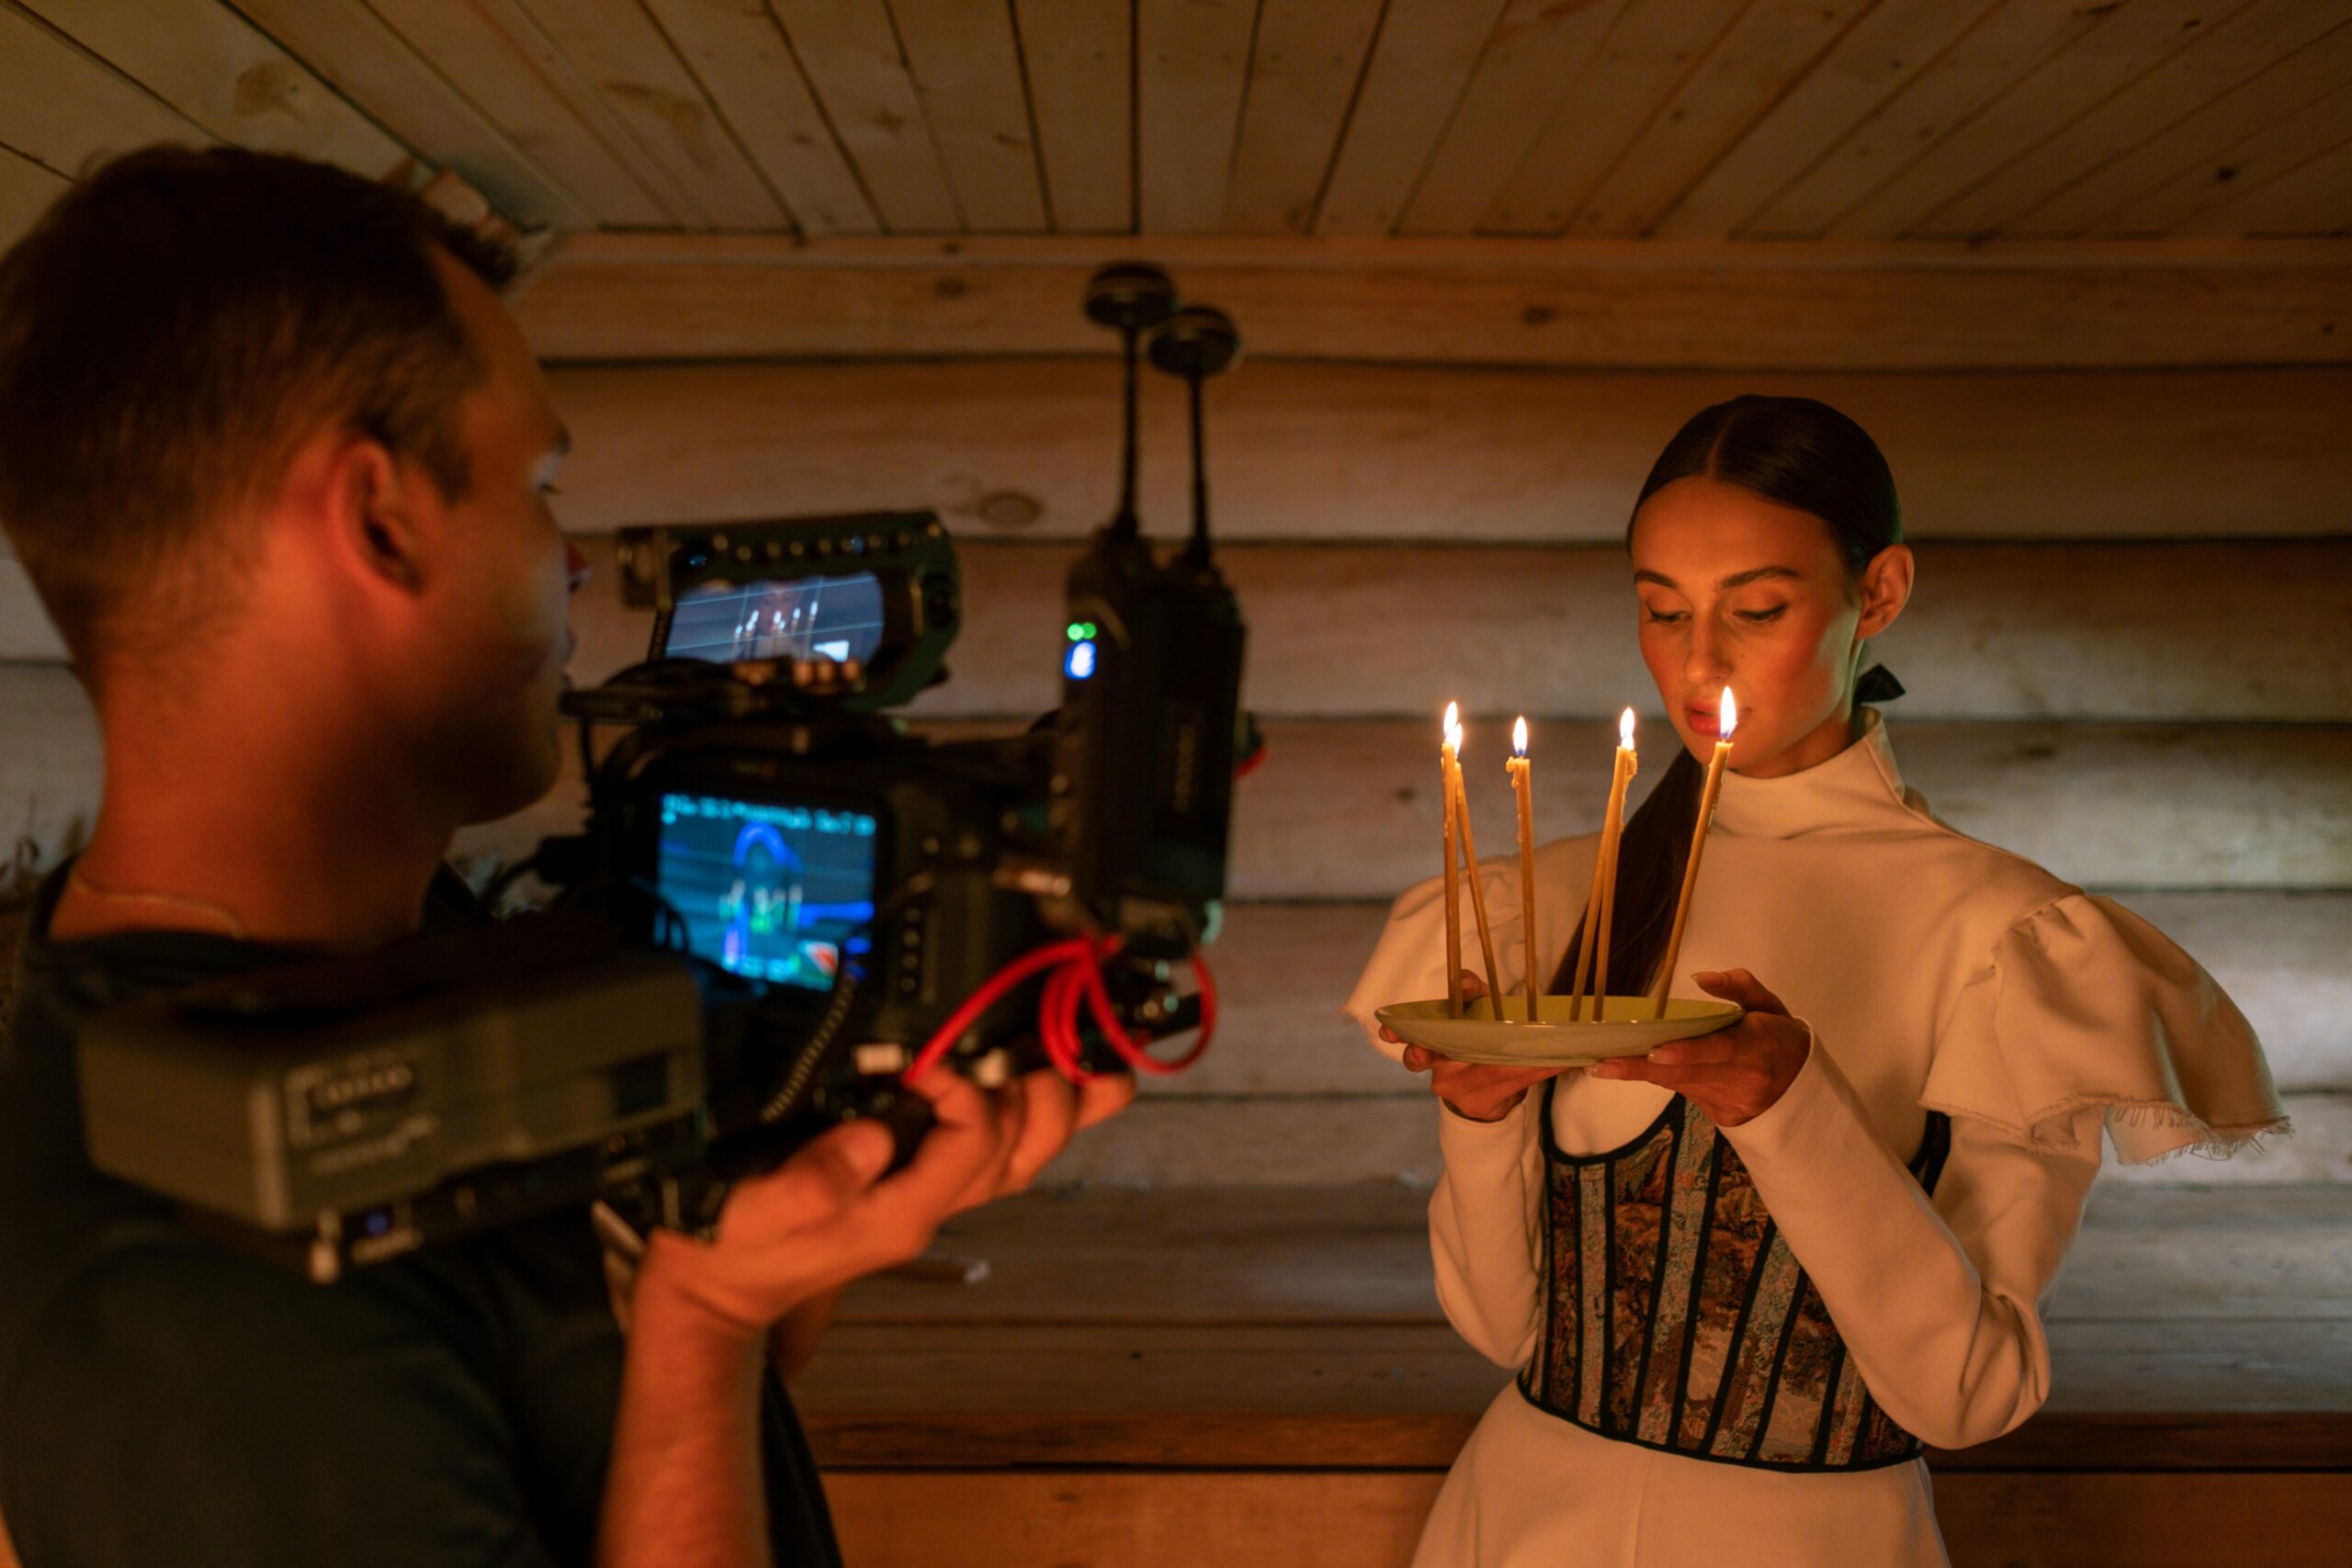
xmin=77 ymin=264 xmax=1254 ymax=1282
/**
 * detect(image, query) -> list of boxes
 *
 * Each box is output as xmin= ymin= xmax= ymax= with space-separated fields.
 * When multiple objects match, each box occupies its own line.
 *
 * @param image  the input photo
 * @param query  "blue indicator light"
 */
xmin=1065 ymin=639 xmax=1098 ymax=681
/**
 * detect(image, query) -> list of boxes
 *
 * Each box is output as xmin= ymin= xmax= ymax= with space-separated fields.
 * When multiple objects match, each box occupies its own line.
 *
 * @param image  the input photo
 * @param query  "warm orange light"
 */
xmin=1720 ymin=688 xmax=1738 ymax=739
xmin=1512 ymin=716 xmax=1529 ymax=756
xmin=1442 ymin=700 xmax=1460 ymax=750
xmin=1619 ymin=707 xmax=1635 ymax=750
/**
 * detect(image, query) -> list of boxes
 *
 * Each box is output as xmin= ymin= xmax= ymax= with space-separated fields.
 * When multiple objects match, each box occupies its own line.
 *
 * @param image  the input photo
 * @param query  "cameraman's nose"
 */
xmin=564 ymin=538 xmax=591 ymax=595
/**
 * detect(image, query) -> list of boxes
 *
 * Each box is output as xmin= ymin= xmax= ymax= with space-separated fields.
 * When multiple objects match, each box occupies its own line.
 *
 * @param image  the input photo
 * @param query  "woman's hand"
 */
xmin=1589 ymin=968 xmax=1811 ymax=1127
xmin=1382 ymin=969 xmax=1574 ymax=1123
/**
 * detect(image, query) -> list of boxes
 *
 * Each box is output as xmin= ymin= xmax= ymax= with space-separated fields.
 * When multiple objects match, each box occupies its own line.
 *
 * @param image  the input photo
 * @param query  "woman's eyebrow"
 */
xmin=1631 ymin=565 xmax=1802 ymax=590
xmin=1718 ymin=565 xmax=1800 ymax=589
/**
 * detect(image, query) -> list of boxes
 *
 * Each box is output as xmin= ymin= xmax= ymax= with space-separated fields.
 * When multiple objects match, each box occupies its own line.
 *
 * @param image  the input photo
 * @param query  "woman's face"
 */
xmin=1628 ymin=475 xmax=1910 ymax=780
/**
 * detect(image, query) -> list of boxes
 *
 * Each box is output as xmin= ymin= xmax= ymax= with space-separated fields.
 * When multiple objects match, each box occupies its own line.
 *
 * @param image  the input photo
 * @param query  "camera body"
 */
xmin=78 ymin=265 xmax=1250 ymax=1282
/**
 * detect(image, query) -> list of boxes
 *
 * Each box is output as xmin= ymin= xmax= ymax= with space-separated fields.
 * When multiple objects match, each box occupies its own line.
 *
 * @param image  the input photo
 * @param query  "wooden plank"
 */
xmin=826 ymin=1472 xmax=1441 ymax=1568
xmin=820 ymin=1183 xmax=2352 ymax=1329
xmin=1310 ymin=0 xmax=1510 ymax=235
xmin=20 ymin=0 xmax=411 ymax=180
xmin=364 ymin=0 xmax=674 ymax=226
xmin=1934 ymin=1473 xmax=2352 ymax=1567
xmin=638 ymin=0 xmax=880 ymax=234
xmin=1222 ymin=0 xmax=1386 ymax=235
xmin=1035 ymin=1089 xmax=2352 ymax=1190
xmin=766 ymin=0 xmax=959 ymax=232
xmin=504 ymin=0 xmax=786 ymax=230
xmin=545 ymin=540 xmax=2352 ymax=727
xmin=1555 ymin=0 xmax=1880 ymax=238
xmin=1835 ymin=0 xmax=2237 ymax=238
xmin=444 ymin=710 xmax=2352 ymax=898
xmin=803 ymin=1338 xmax=2352 ymax=1469
xmin=2114 ymin=88 xmax=2352 ymax=236
xmin=1478 ymin=0 xmax=1755 ymax=234
xmin=1746 ymin=0 xmax=2122 ymax=238
xmin=1011 ymin=0 xmax=1130 ymax=233
xmin=887 ymin=0 xmax=1047 ymax=232
xmin=2183 ymin=135 xmax=2352 ymax=236
xmin=0 ymin=3 xmax=212 ymax=180
xmin=1395 ymin=0 xmax=1632 ymax=235
xmin=820 ymin=1470 xmax=2352 ymax=1566
xmin=229 ymin=0 xmax=590 ymax=229
xmin=1160 ymin=893 xmax=2352 ymax=1100
xmin=1031 ymin=1091 xmax=2352 ymax=1189
xmin=0 ymin=140 xmax=66 ymax=247
xmin=1931 ymin=0 xmax=2352 ymax=237
xmin=1133 ymin=0 xmax=1258 ymax=233
xmin=505 ymin=233 xmax=2352 ymax=369
xmin=0 ymin=663 xmax=99 ymax=901
xmin=529 ymin=360 xmax=2352 ymax=541
xmin=2013 ymin=19 xmax=2352 ymax=235
xmin=1658 ymin=0 xmax=2003 ymax=239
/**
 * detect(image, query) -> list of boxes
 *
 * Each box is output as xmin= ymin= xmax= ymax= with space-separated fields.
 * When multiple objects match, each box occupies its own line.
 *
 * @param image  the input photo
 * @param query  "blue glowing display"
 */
xmin=1065 ymin=639 xmax=1098 ymax=681
xmin=655 ymin=794 xmax=878 ymax=990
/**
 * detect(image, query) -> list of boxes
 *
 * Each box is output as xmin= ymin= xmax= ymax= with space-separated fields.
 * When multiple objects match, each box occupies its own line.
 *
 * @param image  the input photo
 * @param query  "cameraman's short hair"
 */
xmin=0 ymin=145 xmax=517 ymax=682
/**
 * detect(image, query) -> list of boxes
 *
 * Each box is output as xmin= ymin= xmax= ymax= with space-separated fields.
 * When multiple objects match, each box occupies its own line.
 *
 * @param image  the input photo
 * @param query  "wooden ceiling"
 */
xmin=2 ymin=0 xmax=2349 ymax=248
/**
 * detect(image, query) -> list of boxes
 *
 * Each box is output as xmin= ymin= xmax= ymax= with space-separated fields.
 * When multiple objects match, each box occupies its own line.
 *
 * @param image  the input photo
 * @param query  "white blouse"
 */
xmin=1342 ymin=712 xmax=2282 ymax=1568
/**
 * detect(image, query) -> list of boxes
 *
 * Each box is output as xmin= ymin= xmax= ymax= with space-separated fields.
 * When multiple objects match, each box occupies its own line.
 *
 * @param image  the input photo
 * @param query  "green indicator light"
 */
xmin=1080 ymin=622 xmax=1098 ymax=639
xmin=1067 ymin=623 xmax=1083 ymax=641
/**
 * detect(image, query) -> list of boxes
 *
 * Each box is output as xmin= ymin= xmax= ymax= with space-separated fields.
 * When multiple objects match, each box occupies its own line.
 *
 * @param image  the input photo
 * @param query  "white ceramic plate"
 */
xmin=1374 ymin=995 xmax=1745 ymax=1067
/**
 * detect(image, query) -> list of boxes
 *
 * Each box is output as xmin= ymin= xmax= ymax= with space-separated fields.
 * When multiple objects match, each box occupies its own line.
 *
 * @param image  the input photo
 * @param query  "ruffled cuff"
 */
xmin=1920 ymin=893 xmax=2288 ymax=1165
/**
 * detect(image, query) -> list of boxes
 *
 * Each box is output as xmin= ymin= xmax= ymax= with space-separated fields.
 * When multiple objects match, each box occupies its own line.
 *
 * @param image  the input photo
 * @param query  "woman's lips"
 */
xmin=1686 ymin=706 xmax=1724 ymax=739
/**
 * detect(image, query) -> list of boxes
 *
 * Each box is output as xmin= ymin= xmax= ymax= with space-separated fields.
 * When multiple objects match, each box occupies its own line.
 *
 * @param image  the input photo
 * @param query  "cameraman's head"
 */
xmin=0 ymin=146 xmax=584 ymax=829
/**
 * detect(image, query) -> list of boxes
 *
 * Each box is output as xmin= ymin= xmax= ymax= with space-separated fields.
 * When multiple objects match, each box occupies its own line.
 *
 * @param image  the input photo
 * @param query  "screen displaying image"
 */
xmin=655 ymin=793 xmax=879 ymax=990
xmin=664 ymin=570 xmax=888 ymax=665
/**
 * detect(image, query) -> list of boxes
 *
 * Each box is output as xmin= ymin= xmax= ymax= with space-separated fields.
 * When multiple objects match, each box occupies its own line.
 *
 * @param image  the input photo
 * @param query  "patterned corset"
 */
xmin=1518 ymin=1086 xmax=1951 ymax=1472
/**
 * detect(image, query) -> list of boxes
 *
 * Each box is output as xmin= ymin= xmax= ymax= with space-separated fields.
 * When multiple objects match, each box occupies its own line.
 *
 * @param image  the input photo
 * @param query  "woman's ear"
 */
xmin=1855 ymin=543 xmax=1913 ymax=639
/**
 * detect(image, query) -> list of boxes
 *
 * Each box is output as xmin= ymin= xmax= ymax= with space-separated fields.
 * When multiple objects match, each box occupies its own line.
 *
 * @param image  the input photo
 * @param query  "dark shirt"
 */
xmin=0 ymin=865 xmax=840 ymax=1567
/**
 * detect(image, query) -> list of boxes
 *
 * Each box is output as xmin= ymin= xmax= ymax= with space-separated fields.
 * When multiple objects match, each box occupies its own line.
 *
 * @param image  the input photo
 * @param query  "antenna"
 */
xmin=1148 ymin=306 xmax=1240 ymax=570
xmin=1083 ymin=262 xmax=1180 ymax=541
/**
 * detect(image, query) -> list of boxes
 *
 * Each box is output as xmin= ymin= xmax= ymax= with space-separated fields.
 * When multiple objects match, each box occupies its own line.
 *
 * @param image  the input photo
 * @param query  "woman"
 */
xmin=1343 ymin=396 xmax=2283 ymax=1566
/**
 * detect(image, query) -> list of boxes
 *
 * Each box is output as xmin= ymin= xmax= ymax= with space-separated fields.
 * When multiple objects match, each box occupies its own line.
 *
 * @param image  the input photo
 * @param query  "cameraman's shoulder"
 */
xmin=0 ymin=1233 xmax=552 ymax=1562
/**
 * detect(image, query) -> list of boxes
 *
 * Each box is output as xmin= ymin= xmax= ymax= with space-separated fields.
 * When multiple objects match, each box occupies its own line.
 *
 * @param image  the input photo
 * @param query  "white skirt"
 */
xmin=1415 ymin=1382 xmax=1949 ymax=1568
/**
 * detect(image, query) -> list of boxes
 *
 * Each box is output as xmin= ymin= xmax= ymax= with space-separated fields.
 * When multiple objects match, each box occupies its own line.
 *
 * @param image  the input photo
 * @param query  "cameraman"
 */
xmin=0 ymin=147 xmax=1129 ymax=1567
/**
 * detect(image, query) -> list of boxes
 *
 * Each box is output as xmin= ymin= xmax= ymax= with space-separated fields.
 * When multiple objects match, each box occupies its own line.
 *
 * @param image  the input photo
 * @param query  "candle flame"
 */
xmin=1619 ymin=707 xmax=1635 ymax=749
xmin=1720 ymin=687 xmax=1738 ymax=738
xmin=1512 ymin=716 xmax=1528 ymax=756
xmin=1447 ymin=716 xmax=1464 ymax=755
xmin=1442 ymin=700 xmax=1459 ymax=740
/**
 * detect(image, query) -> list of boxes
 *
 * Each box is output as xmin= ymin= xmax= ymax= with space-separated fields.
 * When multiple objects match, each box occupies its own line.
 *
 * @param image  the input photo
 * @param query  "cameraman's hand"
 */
xmin=634 ymin=1071 xmax=1010 ymax=1342
xmin=969 ymin=1066 xmax=1136 ymax=1210
xmin=1381 ymin=968 xmax=1574 ymax=1124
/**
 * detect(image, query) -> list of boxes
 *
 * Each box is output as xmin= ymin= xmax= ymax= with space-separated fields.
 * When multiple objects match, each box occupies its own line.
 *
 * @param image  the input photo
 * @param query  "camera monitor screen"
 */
xmin=655 ymin=793 xmax=879 ymax=990
xmin=664 ymin=571 xmax=888 ymax=666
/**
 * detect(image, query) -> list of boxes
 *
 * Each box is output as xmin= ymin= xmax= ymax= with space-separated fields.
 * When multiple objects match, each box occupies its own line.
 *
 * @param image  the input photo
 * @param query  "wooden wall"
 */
xmin=2 ymin=239 xmax=2346 ymax=1185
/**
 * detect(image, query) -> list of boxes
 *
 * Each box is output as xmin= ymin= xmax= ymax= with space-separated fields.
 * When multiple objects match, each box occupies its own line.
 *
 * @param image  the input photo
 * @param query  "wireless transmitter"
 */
xmin=1054 ymin=266 xmax=1250 ymax=953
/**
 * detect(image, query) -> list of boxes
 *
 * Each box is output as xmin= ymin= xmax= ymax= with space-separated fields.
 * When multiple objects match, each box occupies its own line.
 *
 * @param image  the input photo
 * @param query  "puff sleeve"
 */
xmin=1919 ymin=893 xmax=2287 ymax=1165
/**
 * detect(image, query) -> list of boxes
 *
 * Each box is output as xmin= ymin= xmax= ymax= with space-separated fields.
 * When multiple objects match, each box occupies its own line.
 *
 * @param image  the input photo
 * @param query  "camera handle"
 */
xmin=1082 ymin=262 xmax=1180 ymax=542
xmin=1147 ymin=306 xmax=1241 ymax=570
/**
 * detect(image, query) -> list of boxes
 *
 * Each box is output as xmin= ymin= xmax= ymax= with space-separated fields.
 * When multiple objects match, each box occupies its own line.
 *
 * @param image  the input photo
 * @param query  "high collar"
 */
xmin=1710 ymin=708 xmax=1922 ymax=840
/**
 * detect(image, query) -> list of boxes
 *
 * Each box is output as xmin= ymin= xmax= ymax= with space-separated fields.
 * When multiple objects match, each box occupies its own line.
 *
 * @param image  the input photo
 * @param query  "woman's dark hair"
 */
xmin=1548 ymin=395 xmax=1903 ymax=1001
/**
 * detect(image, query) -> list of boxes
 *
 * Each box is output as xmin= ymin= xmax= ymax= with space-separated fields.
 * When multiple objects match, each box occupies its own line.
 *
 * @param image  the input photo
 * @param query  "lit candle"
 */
xmin=1591 ymin=709 xmax=1637 ymax=1021
xmin=1441 ymin=703 xmax=1464 ymax=1017
xmin=1507 ymin=717 xmax=1538 ymax=1024
xmin=1568 ymin=709 xmax=1635 ymax=1021
xmin=1654 ymin=689 xmax=1736 ymax=1019
xmin=1448 ymin=715 xmax=1505 ymax=1013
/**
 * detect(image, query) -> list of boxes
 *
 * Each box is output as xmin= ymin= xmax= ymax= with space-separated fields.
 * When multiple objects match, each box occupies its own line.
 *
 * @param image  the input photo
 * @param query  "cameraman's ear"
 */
xmin=335 ymin=439 xmax=430 ymax=597
xmin=1855 ymin=543 xmax=1913 ymax=639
